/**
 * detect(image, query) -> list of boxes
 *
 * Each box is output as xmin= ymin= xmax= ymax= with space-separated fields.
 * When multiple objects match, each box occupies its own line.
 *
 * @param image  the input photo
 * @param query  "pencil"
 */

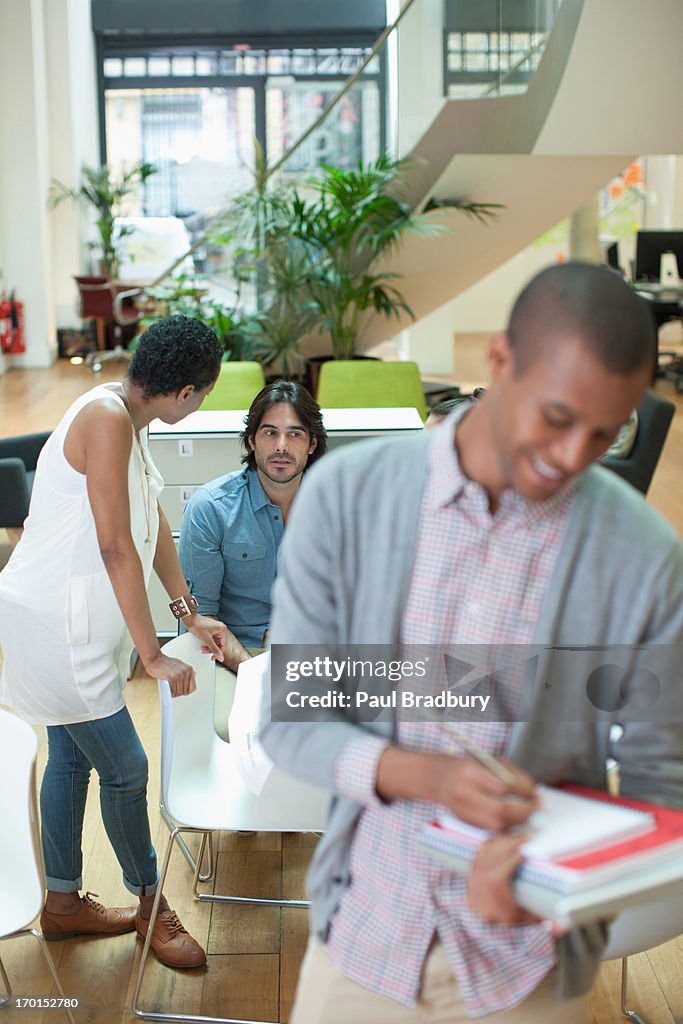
xmin=443 ymin=722 xmax=516 ymax=784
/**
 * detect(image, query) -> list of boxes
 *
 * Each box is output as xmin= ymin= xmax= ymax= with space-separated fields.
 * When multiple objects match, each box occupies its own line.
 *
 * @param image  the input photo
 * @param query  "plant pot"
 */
xmin=304 ymin=353 xmax=380 ymax=398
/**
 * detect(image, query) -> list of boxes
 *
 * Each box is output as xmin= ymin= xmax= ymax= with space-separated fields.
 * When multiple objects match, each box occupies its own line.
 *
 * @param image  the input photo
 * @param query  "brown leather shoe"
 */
xmin=136 ymin=908 xmax=206 ymax=969
xmin=41 ymin=892 xmax=137 ymax=941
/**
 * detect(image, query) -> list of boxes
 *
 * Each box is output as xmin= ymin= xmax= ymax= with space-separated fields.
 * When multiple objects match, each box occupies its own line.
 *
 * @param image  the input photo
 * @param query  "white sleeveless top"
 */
xmin=0 ymin=383 xmax=163 ymax=725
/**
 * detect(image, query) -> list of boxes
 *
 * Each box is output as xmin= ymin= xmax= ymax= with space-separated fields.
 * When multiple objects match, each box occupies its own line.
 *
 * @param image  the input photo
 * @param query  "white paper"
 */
xmin=437 ymin=784 xmax=653 ymax=860
xmin=228 ymin=652 xmax=274 ymax=795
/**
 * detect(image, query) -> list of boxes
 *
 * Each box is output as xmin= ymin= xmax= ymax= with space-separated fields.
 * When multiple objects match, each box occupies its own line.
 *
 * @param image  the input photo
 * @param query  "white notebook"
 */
xmin=437 ymin=785 xmax=654 ymax=860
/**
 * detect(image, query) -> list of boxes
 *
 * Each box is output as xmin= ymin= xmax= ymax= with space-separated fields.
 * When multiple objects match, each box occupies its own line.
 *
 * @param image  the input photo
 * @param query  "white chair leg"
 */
xmin=0 ymin=933 xmax=76 ymax=1023
xmin=620 ymin=956 xmax=647 ymax=1024
xmin=0 ymin=952 xmax=11 ymax=1006
xmin=0 ymin=930 xmax=77 ymax=1024
xmin=133 ymin=823 xmax=303 ymax=1024
xmin=132 ymin=824 xmax=178 ymax=1021
xmin=189 ymin=822 xmax=308 ymax=910
xmin=160 ymin=801 xmax=214 ymax=882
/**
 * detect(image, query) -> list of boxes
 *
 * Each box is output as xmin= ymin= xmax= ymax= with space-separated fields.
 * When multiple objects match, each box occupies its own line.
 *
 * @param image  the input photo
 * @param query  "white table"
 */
xmin=147 ymin=407 xmax=423 ymax=633
xmin=149 ymin=407 xmax=424 ymax=531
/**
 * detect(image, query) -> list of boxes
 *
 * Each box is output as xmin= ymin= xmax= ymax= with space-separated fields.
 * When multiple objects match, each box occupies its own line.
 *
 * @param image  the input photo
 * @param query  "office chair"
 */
xmin=0 ymin=709 xmax=76 ymax=1024
xmin=601 ymin=391 xmax=675 ymax=495
xmin=199 ymin=362 xmax=266 ymax=411
xmin=316 ymin=359 xmax=428 ymax=421
xmin=132 ymin=633 xmax=329 ymax=1023
xmin=74 ymin=275 xmax=141 ymax=372
xmin=0 ymin=431 xmax=50 ymax=548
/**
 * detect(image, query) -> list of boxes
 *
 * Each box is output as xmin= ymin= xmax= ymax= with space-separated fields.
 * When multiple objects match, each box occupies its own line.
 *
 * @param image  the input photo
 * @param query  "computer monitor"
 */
xmin=634 ymin=230 xmax=683 ymax=283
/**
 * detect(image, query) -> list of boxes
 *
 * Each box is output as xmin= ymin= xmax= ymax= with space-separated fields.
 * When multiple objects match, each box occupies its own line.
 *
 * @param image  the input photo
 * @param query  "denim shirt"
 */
xmin=178 ymin=467 xmax=284 ymax=648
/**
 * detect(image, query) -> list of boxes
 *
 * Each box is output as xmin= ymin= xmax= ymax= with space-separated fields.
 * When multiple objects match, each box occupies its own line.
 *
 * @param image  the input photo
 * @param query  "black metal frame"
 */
xmin=96 ymin=33 xmax=386 ymax=171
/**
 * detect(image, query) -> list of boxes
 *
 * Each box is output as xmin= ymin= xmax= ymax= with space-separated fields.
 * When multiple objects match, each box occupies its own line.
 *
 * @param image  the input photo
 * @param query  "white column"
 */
xmin=396 ymin=0 xmax=444 ymax=157
xmin=0 ymin=0 xmax=99 ymax=371
xmin=0 ymin=0 xmax=54 ymax=367
xmin=642 ymin=156 xmax=678 ymax=230
xmin=46 ymin=0 xmax=100 ymax=329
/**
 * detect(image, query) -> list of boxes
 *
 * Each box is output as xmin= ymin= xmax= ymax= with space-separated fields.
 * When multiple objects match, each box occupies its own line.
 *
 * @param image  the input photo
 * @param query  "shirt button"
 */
xmin=273 ymin=514 xmax=279 ymax=520
xmin=242 ymin=552 xmax=248 ymax=559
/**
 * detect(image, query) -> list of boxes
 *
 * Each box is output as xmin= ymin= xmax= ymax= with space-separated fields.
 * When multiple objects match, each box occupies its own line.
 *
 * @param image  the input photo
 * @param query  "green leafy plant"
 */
xmin=141 ymin=276 xmax=252 ymax=361
xmin=48 ymin=161 xmax=157 ymax=277
xmin=211 ymin=151 xmax=500 ymax=367
xmin=210 ymin=144 xmax=317 ymax=376
xmin=295 ymin=155 xmax=500 ymax=359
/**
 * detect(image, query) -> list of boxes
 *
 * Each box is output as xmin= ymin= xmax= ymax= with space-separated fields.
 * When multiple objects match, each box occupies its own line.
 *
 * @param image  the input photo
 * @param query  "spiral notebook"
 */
xmin=434 ymin=784 xmax=654 ymax=862
xmin=420 ymin=785 xmax=683 ymax=926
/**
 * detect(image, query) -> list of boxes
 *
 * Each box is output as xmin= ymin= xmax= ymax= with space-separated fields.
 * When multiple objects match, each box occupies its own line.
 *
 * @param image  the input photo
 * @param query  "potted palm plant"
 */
xmin=140 ymin=275 xmax=252 ymax=361
xmin=48 ymin=161 xmax=157 ymax=278
xmin=294 ymin=155 xmax=432 ymax=362
xmin=211 ymin=152 xmax=498 ymax=383
xmin=293 ymin=155 xmax=500 ymax=363
xmin=210 ymin=146 xmax=317 ymax=378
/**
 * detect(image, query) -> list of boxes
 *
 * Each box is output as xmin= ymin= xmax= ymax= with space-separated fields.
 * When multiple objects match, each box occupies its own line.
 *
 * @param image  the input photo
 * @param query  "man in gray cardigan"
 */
xmin=260 ymin=262 xmax=683 ymax=1024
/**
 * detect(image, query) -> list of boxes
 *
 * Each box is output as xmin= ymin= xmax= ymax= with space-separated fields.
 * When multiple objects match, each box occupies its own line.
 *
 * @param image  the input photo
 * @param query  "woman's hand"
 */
xmin=143 ymin=652 xmax=197 ymax=697
xmin=184 ymin=614 xmax=228 ymax=663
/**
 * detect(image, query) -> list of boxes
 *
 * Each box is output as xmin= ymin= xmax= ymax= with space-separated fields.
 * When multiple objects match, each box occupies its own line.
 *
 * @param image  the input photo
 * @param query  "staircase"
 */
xmin=361 ymin=0 xmax=683 ymax=347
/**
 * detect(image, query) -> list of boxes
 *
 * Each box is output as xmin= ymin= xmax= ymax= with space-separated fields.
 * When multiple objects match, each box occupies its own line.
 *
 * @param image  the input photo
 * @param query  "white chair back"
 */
xmin=603 ymin=890 xmax=683 ymax=960
xmin=0 ymin=709 xmax=42 ymax=938
xmin=159 ymin=632 xmax=329 ymax=833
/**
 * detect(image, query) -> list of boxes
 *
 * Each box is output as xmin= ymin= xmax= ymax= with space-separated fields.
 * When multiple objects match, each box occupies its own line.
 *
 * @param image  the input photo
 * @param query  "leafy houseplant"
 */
xmin=213 ymin=152 xmax=498 ymax=370
xmin=290 ymin=155 xmax=436 ymax=360
xmin=48 ymin=161 xmax=157 ymax=278
xmin=140 ymin=276 xmax=252 ymax=361
xmin=210 ymin=145 xmax=318 ymax=377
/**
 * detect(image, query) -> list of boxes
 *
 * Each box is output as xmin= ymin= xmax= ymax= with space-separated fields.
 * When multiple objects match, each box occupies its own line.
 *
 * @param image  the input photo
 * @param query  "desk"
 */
xmin=634 ymin=283 xmax=683 ymax=380
xmin=147 ymin=407 xmax=423 ymax=634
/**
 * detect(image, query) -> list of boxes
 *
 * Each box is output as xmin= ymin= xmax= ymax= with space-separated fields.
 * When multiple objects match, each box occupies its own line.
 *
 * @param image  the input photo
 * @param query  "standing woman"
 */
xmin=0 ymin=316 xmax=227 ymax=969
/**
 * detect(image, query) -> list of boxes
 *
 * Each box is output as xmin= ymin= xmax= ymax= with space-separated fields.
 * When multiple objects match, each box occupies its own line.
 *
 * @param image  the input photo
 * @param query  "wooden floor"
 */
xmin=1 ymin=343 xmax=683 ymax=1023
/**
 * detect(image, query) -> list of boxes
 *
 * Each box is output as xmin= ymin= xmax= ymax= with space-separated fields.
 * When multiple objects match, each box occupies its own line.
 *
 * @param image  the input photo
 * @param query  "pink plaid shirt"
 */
xmin=327 ymin=408 xmax=578 ymax=1016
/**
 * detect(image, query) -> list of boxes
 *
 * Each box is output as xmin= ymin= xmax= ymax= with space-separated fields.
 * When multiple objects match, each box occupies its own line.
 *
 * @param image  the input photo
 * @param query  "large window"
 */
xmin=443 ymin=0 xmax=561 ymax=98
xmin=101 ymin=43 xmax=385 ymax=220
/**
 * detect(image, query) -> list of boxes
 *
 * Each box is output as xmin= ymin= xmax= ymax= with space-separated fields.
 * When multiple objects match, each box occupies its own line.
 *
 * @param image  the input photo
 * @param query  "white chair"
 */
xmin=132 ymin=632 xmax=330 ymax=1023
xmin=0 ymin=709 xmax=77 ymax=1024
xmin=602 ymin=887 xmax=683 ymax=1022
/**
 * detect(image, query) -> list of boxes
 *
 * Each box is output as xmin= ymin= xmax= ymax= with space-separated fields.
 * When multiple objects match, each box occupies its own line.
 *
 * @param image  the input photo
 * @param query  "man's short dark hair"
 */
xmin=507 ymin=262 xmax=656 ymax=376
xmin=128 ymin=315 xmax=223 ymax=399
xmin=241 ymin=380 xmax=327 ymax=471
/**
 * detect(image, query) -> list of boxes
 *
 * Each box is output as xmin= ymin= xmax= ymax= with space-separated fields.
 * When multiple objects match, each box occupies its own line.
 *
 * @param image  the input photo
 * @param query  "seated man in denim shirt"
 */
xmin=179 ymin=380 xmax=327 ymax=674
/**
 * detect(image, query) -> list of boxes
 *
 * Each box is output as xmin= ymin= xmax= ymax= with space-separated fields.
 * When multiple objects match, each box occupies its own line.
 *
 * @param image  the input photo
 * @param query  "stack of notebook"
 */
xmin=419 ymin=785 xmax=683 ymax=927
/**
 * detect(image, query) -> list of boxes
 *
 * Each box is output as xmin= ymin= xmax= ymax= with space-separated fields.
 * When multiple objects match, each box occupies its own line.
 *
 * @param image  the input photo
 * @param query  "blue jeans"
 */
xmin=40 ymin=706 xmax=159 ymax=897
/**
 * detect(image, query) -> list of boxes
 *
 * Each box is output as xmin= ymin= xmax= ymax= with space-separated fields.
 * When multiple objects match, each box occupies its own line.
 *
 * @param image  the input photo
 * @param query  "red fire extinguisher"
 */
xmin=0 ymin=291 xmax=11 ymax=353
xmin=7 ymin=291 xmax=25 ymax=354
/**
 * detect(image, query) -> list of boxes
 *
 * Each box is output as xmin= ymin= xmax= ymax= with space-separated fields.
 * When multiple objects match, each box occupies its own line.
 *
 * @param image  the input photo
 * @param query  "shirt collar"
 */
xmin=245 ymin=468 xmax=273 ymax=510
xmin=426 ymin=404 xmax=578 ymax=525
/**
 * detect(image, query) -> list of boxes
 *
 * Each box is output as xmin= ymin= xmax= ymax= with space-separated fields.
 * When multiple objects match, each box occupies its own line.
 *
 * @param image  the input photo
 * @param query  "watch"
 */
xmin=169 ymin=594 xmax=199 ymax=620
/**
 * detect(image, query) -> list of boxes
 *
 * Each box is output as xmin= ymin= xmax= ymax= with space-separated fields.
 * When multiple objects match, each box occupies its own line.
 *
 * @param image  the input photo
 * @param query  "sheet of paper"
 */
xmin=228 ymin=652 xmax=273 ymax=795
xmin=437 ymin=784 xmax=653 ymax=860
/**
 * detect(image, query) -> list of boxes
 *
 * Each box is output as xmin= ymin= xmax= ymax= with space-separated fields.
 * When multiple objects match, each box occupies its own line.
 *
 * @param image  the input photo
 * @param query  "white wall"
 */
xmin=403 ymin=155 xmax=683 ymax=376
xmin=0 ymin=0 xmax=53 ymax=369
xmin=395 ymin=0 xmax=445 ymax=158
xmin=47 ymin=0 xmax=100 ymax=330
xmin=0 ymin=0 xmax=98 ymax=371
